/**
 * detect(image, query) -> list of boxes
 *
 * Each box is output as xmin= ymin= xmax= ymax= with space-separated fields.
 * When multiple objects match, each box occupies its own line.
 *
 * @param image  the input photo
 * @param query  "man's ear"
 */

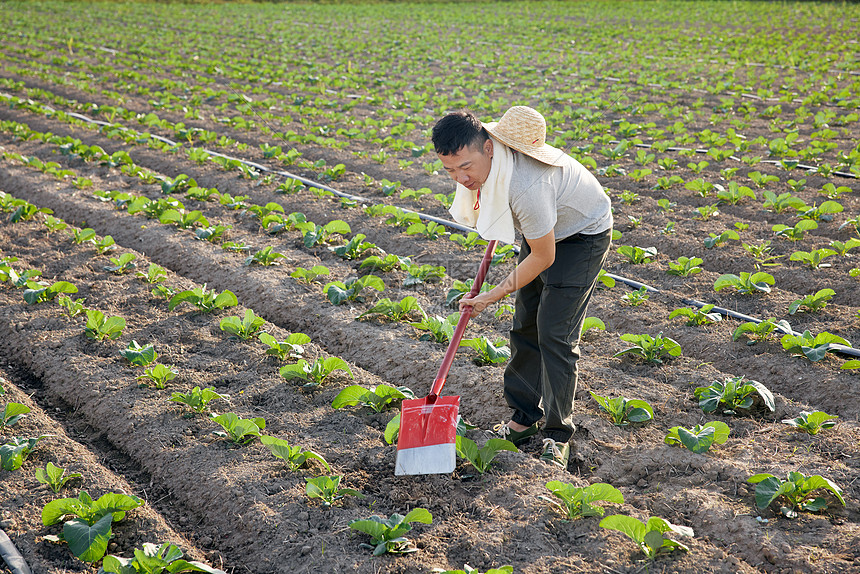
xmin=484 ymin=138 xmax=494 ymax=157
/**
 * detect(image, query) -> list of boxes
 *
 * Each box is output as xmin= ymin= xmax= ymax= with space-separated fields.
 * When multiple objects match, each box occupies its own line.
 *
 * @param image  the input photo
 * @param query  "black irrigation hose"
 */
xmin=605 ymin=272 xmax=860 ymax=358
xmin=0 ymin=529 xmax=33 ymax=574
xmin=10 ymin=97 xmax=860 ymax=360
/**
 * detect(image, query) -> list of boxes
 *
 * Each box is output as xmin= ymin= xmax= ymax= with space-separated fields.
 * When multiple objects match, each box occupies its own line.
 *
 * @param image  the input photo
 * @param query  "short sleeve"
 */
xmin=510 ymin=179 xmax=557 ymax=240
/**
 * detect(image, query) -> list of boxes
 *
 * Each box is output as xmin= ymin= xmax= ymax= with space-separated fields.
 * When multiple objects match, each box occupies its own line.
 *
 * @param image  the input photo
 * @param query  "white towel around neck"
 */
xmin=447 ymin=138 xmax=516 ymax=244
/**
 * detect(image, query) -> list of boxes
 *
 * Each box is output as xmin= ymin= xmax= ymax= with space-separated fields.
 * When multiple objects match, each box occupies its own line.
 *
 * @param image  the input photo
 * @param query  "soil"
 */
xmin=0 ymin=10 xmax=859 ymax=574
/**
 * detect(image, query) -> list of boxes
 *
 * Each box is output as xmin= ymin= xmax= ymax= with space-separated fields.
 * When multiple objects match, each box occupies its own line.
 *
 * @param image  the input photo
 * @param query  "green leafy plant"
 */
xmin=713 ymin=271 xmax=775 ymax=294
xmin=743 ymin=241 xmax=784 ymax=268
xmin=302 ymin=220 xmax=351 ymax=248
xmin=694 ymin=375 xmax=774 ymax=414
xmin=614 ymin=333 xmax=681 ymax=364
xmin=666 ymin=256 xmax=703 ymax=276
xmin=279 ymin=357 xmax=353 ymax=387
xmin=703 ymin=229 xmax=739 ymax=249
xmin=1 ymin=402 xmax=30 ymax=429
xmin=330 ymin=233 xmax=376 ymax=260
xmin=349 ymin=508 xmax=432 ymax=555
xmin=332 ymin=385 xmax=415 ymax=413
xmin=260 ymin=435 xmax=330 ymax=472
xmin=581 ymin=317 xmax=606 ymax=337
xmin=773 ymin=220 xmax=818 ymax=241
xmin=244 ymin=246 xmax=286 ymax=267
xmin=410 ymin=313 xmax=460 ymax=343
xmin=446 ymin=279 xmax=494 ymax=306
xmin=693 ymin=203 xmax=720 ymax=220
xmin=195 ymin=224 xmax=231 ymax=243
xmin=84 ymin=310 xmax=126 ymax=341
xmin=788 ymin=288 xmax=835 ymax=314
xmin=324 ymin=275 xmax=385 ymax=305
xmin=620 ymin=286 xmax=650 ymax=306
xmin=664 ymin=421 xmax=730 ymax=453
xmin=35 ymin=462 xmax=82 ymax=493
xmin=93 ymin=235 xmax=116 ymax=254
xmin=762 ymin=191 xmax=804 ymax=213
xmin=43 ymin=215 xmax=68 ymax=234
xmin=136 ymin=364 xmax=177 ymax=389
xmin=796 ymin=200 xmax=843 ymax=222
xmin=1 ymin=435 xmax=51 ymax=471
xmin=780 ymin=330 xmax=851 ymax=362
xmin=99 ymin=542 xmax=226 ymax=574
xmin=590 ymin=392 xmax=654 ymax=425
xmin=136 ymin=263 xmax=168 ymax=284
xmin=169 ymin=386 xmax=227 ymax=414
xmin=668 ymin=304 xmax=722 ymax=326
xmin=103 ymin=253 xmax=137 ymax=274
xmin=748 ymin=471 xmax=845 ymax=518
xmin=168 ymin=286 xmax=238 ymax=312
xmin=306 ymin=475 xmax=364 ymax=507
xmin=406 ymin=221 xmax=448 ymax=240
xmin=435 ymin=566 xmax=512 ymax=574
xmin=789 ymin=249 xmax=836 ymax=269
xmin=358 ymin=296 xmax=425 ymax=322
xmin=599 ymin=515 xmax=693 ymax=559
xmin=210 ymin=412 xmax=265 ymax=445
xmin=617 ymin=245 xmax=657 ymax=264
xmin=733 ymin=318 xmax=791 ymax=342
xmin=449 ymin=231 xmax=488 ymax=251
xmin=23 ymin=280 xmax=78 ymax=304
xmin=404 ymin=264 xmax=446 ymax=287
xmin=360 ymin=254 xmax=412 ymax=273
xmin=782 ymin=411 xmax=838 ymax=435
xmin=828 ymin=238 xmax=860 ymax=256
xmin=455 ymin=436 xmax=517 ymax=474
xmin=219 ymin=309 xmax=266 ymax=340
xmin=119 ymin=340 xmax=157 ymax=367
xmin=460 ymin=337 xmax=510 ymax=365
xmin=71 ymin=228 xmax=96 ymax=244
xmin=290 ymin=265 xmax=330 ymax=283
xmin=540 ymin=481 xmax=624 ymax=519
xmin=42 ymin=490 xmax=144 ymax=562
xmin=258 ymin=332 xmax=310 ymax=361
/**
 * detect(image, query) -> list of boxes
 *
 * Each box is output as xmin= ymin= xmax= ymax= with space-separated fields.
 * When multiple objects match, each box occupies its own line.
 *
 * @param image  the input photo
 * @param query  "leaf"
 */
xmin=64 ymin=513 xmax=113 ymax=562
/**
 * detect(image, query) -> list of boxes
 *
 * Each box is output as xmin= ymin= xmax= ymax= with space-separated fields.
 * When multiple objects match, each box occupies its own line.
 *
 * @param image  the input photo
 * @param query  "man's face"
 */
xmin=438 ymin=138 xmax=493 ymax=190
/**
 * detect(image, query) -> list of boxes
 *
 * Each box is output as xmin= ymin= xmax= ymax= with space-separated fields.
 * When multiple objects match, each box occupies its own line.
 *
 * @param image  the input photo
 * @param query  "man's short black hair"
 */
xmin=431 ymin=110 xmax=489 ymax=156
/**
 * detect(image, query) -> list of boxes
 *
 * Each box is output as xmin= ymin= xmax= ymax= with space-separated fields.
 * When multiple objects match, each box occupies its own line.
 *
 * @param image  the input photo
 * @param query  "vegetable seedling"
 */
xmin=103 ymin=253 xmax=137 ymax=274
xmin=789 ymin=249 xmax=836 ymax=269
xmin=713 ymin=271 xmax=774 ymax=294
xmin=782 ymin=411 xmax=838 ymax=435
xmin=305 ymin=475 xmax=364 ymax=507
xmin=244 ymin=246 xmax=286 ymax=267
xmin=348 ymin=508 xmax=432 ymax=556
xmin=324 ymin=275 xmax=385 ymax=305
xmin=404 ymin=264 xmax=446 ymax=287
xmin=666 ymin=256 xmax=703 ymax=276
xmin=780 ymin=330 xmax=851 ymax=362
xmin=136 ymin=263 xmax=168 ymax=284
xmin=136 ymin=364 xmax=178 ymax=389
xmin=614 ymin=333 xmax=681 ymax=364
xmin=100 ymin=542 xmax=226 ymax=574
xmin=23 ymin=280 xmax=78 ymax=305
xmin=668 ymin=304 xmax=722 ymax=326
xmin=748 ymin=471 xmax=845 ymax=518
xmin=599 ymin=515 xmax=693 ymax=559
xmin=84 ymin=310 xmax=126 ymax=341
xmin=620 ymin=286 xmax=649 ymax=306
xmin=279 ymin=357 xmax=353 ymax=387
xmin=410 ymin=313 xmax=460 ymax=343
xmin=664 ymin=421 xmax=730 ymax=453
xmin=330 ymin=234 xmax=376 ymax=260
xmin=540 ymin=481 xmax=624 ymax=519
xmin=455 ymin=436 xmax=517 ymax=474
xmin=359 ymin=296 xmax=425 ymax=322
xmin=788 ymin=289 xmax=835 ymax=315
xmin=93 ymin=235 xmax=116 ymax=254
xmin=332 ymin=384 xmax=415 ymax=412
xmin=732 ymin=318 xmax=791 ymax=342
xmin=220 ymin=309 xmax=266 ymax=340
xmin=694 ymin=375 xmax=774 ymax=414
xmin=170 ymin=386 xmax=227 ymax=414
xmin=590 ymin=392 xmax=654 ymax=426
xmin=301 ymin=220 xmax=351 ymax=248
xmin=258 ymin=332 xmax=310 ymax=360
xmin=35 ymin=462 xmax=82 ymax=493
xmin=168 ymin=286 xmax=238 ymax=313
xmin=1 ymin=435 xmax=51 ymax=471
xmin=210 ymin=412 xmax=265 ymax=445
xmin=260 ymin=435 xmax=330 ymax=472
xmin=119 ymin=340 xmax=157 ymax=367
xmin=580 ymin=317 xmax=605 ymax=338
xmin=360 ymin=254 xmax=412 ymax=273
xmin=616 ymin=245 xmax=658 ymax=264
xmin=290 ymin=265 xmax=330 ymax=283
xmin=42 ymin=490 xmax=144 ymax=562
xmin=1 ymin=402 xmax=30 ymax=429
xmin=459 ymin=337 xmax=510 ymax=365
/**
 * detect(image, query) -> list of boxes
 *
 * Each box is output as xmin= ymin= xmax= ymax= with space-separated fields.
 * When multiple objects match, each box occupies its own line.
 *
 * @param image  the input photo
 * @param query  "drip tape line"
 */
xmin=10 ymin=95 xmax=860 ymax=359
xmin=0 ymin=529 xmax=32 ymax=574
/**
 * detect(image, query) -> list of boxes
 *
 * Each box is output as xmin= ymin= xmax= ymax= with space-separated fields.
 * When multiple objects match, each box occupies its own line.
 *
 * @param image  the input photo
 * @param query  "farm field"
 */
xmin=0 ymin=1 xmax=859 ymax=573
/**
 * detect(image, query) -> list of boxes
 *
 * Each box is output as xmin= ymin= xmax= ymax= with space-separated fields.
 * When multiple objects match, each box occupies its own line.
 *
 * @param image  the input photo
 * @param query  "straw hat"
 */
xmin=483 ymin=106 xmax=566 ymax=167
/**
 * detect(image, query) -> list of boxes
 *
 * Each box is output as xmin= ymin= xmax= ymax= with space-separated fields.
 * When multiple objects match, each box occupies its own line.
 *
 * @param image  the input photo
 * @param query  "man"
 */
xmin=431 ymin=106 xmax=612 ymax=468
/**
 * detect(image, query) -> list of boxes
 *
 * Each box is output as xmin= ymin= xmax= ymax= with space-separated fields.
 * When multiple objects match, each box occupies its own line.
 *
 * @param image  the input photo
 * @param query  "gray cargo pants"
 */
xmin=504 ymin=229 xmax=611 ymax=443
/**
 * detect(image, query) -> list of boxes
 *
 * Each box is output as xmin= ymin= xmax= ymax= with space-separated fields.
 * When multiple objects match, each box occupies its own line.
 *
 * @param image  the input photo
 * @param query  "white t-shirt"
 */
xmin=509 ymin=151 xmax=612 ymax=240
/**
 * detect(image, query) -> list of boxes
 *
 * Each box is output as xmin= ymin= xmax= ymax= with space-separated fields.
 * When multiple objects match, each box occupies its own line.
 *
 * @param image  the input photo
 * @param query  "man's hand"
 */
xmin=459 ymin=291 xmax=497 ymax=315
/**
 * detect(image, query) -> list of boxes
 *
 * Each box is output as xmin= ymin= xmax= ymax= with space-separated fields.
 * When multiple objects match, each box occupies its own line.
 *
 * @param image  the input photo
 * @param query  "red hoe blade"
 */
xmin=395 ymin=240 xmax=497 ymax=475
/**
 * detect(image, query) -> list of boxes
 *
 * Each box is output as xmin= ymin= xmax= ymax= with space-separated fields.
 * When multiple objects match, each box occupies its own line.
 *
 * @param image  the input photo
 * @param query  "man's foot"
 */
xmin=539 ymin=438 xmax=570 ymax=469
xmin=492 ymin=421 xmax=540 ymax=446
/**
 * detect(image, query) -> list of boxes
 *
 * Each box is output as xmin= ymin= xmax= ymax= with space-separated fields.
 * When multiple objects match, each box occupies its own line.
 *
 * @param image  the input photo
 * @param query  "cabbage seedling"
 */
xmin=136 ymin=364 xmax=177 ymax=389
xmin=694 ymin=375 xmax=774 ymax=414
xmin=668 ymin=304 xmax=722 ymax=326
xmin=581 ymin=317 xmax=605 ymax=338
xmin=195 ymin=224 xmax=231 ymax=243
xmin=120 ymin=340 xmax=157 ymax=367
xmin=23 ymin=280 xmax=77 ymax=304
xmin=259 ymin=332 xmax=310 ymax=361
xmin=1 ymin=435 xmax=50 ymax=471
xmin=449 ymin=231 xmax=488 ymax=251
xmin=103 ymin=253 xmax=137 ymax=274
xmin=789 ymin=249 xmax=836 ymax=269
xmin=455 ymin=436 xmax=517 ymax=474
xmin=43 ymin=215 xmax=68 ymax=233
xmin=210 ymin=412 xmax=265 ymax=445
xmin=42 ymin=490 xmax=143 ymax=562
xmin=168 ymin=286 xmax=237 ymax=312
xmin=1 ymin=401 xmax=29 ymax=429
xmin=438 ymin=566 xmax=513 ymax=574
xmin=84 ymin=310 xmax=125 ymax=341
xmin=348 ymin=508 xmax=432 ymax=555
xmin=459 ymin=337 xmax=510 ymax=365
xmin=220 ymin=309 xmax=266 ymax=340
xmin=773 ymin=220 xmax=818 ymax=241
xmin=664 ymin=421 xmax=730 ymax=453
xmin=56 ymin=295 xmax=85 ymax=317
xmin=748 ymin=471 xmax=845 ymax=518
xmin=359 ymin=254 xmax=412 ymax=273
xmin=290 ymin=265 xmax=330 ymax=283
xmin=616 ymin=245 xmax=657 ymax=264
xmin=244 ymin=246 xmax=286 ymax=267
xmin=260 ymin=435 xmax=329 ymax=472
xmin=280 ymin=357 xmax=353 ymax=387
xmin=406 ymin=221 xmax=448 ymax=240
xmin=101 ymin=542 xmax=226 ymax=574
xmin=620 ymin=286 xmax=649 ymax=307
xmin=599 ymin=515 xmax=693 ymax=559
xmin=446 ymin=279 xmax=494 ymax=306
xmin=713 ymin=271 xmax=775 ymax=294
xmin=410 ymin=313 xmax=459 ymax=343
xmin=382 ymin=206 xmax=420 ymax=228
xmin=324 ymin=275 xmax=385 ymax=305
xmin=780 ymin=330 xmax=851 ymax=362
xmin=301 ymin=220 xmax=351 ymax=248
xmin=614 ymin=333 xmax=681 ymax=364
xmin=782 ymin=411 xmax=838 ymax=435
xmin=136 ymin=263 xmax=168 ymax=284
xmin=590 ymin=392 xmax=653 ymax=426
xmin=306 ymin=475 xmax=364 ymax=507
xmin=170 ymin=386 xmax=227 ymax=414
xmin=35 ymin=462 xmax=82 ymax=493
xmin=788 ymin=289 xmax=835 ymax=314
xmin=332 ymin=384 xmax=415 ymax=413
xmin=403 ymin=264 xmax=446 ymax=287
xmin=666 ymin=256 xmax=703 ymax=276
xmin=540 ymin=481 xmax=624 ymax=519
xmin=359 ymin=297 xmax=425 ymax=322
xmin=330 ymin=234 xmax=377 ymax=260
xmin=93 ymin=235 xmax=115 ymax=254
xmin=703 ymin=229 xmax=739 ymax=249
xmin=732 ymin=318 xmax=791 ymax=342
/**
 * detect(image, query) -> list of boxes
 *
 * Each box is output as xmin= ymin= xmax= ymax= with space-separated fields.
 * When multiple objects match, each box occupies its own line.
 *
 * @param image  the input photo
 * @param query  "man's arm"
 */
xmin=459 ymin=229 xmax=555 ymax=314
